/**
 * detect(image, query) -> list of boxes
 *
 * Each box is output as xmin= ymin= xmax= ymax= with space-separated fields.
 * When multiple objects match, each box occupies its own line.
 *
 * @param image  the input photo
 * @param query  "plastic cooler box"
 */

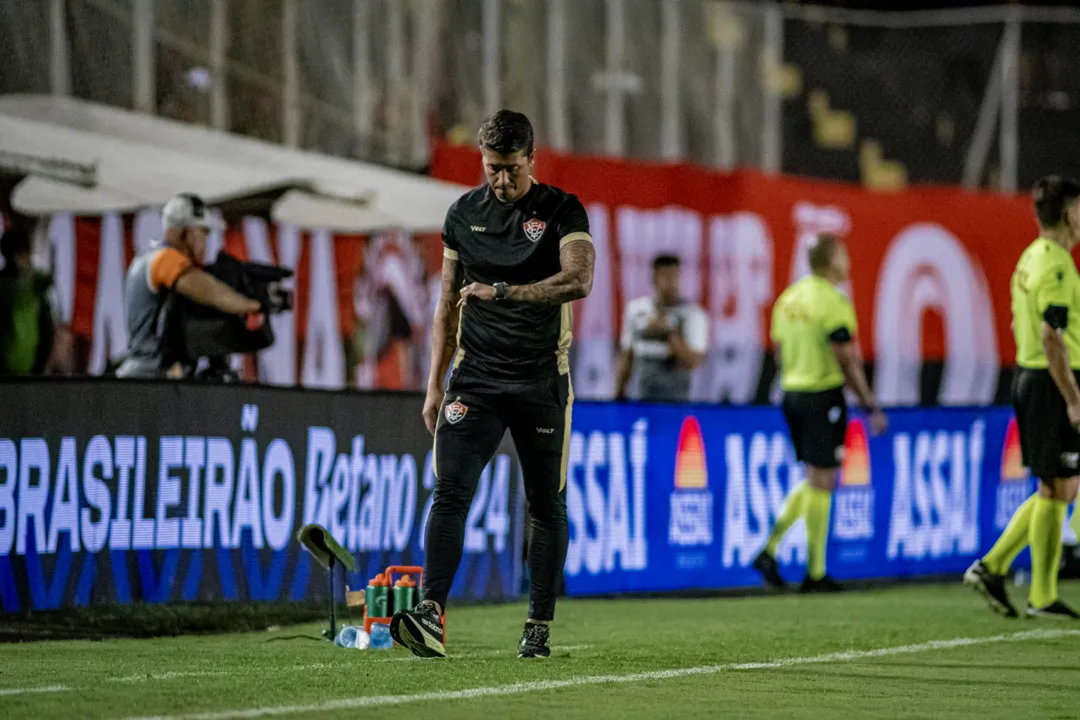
xmin=363 ymin=565 xmax=447 ymax=644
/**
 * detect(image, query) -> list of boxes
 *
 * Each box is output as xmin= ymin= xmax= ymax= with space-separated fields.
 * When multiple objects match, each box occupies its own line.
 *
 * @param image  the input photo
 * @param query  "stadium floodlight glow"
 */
xmin=0 ymin=150 xmax=97 ymax=188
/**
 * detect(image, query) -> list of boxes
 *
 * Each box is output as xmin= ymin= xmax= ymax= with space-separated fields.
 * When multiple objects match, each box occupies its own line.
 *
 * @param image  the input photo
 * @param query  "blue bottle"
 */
xmin=335 ymin=626 xmax=359 ymax=648
xmin=369 ymin=622 xmax=393 ymax=650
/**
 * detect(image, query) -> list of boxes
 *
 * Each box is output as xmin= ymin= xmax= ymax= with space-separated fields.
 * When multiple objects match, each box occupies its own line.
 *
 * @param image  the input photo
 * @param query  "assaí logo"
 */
xmin=565 ymin=419 xmax=648 ymax=577
xmin=722 ymin=430 xmax=803 ymax=568
xmin=887 ymin=419 xmax=984 ymax=560
xmin=994 ymin=417 xmax=1032 ymax=530
xmin=668 ymin=417 xmax=713 ymax=548
xmin=833 ymin=420 xmax=874 ymax=541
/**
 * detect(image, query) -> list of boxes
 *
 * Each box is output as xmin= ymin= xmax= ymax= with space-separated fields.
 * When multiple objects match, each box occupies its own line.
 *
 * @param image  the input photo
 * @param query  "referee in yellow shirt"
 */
xmin=754 ymin=234 xmax=887 ymax=593
xmin=965 ymin=175 xmax=1080 ymax=619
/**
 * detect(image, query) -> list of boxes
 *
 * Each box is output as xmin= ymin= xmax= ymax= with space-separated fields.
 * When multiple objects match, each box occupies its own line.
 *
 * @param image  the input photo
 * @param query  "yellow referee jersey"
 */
xmin=771 ymin=275 xmax=858 ymax=393
xmin=1012 ymin=237 xmax=1080 ymax=369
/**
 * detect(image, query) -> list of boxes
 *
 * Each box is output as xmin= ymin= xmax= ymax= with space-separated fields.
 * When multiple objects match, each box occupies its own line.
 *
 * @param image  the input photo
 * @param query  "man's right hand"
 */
xmin=641 ymin=314 xmax=671 ymax=341
xmin=423 ymin=388 xmax=445 ymax=436
xmin=1068 ymin=402 xmax=1080 ymax=433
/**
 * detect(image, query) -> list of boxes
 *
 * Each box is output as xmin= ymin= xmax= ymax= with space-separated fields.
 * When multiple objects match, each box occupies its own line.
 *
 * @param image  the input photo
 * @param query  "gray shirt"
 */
xmin=621 ymin=296 xmax=709 ymax=403
xmin=116 ymin=246 xmax=191 ymax=378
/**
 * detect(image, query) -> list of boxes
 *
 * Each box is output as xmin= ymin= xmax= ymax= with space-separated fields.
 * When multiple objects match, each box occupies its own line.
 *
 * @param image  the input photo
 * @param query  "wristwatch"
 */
xmin=493 ymin=282 xmax=508 ymax=301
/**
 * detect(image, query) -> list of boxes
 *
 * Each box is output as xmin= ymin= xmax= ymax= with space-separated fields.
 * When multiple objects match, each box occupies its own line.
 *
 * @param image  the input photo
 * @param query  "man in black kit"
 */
xmin=390 ymin=110 xmax=594 ymax=659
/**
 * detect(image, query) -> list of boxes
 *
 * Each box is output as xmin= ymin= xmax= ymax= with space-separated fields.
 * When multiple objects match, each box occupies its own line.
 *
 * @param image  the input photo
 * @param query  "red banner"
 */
xmin=22 ymin=149 xmax=1038 ymax=405
xmin=33 ymin=212 xmax=442 ymax=391
xmin=432 ymin=145 xmax=1035 ymax=405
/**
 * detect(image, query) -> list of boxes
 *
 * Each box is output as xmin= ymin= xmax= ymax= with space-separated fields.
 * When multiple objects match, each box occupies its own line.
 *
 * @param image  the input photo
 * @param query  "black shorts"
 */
xmin=782 ymin=387 xmax=848 ymax=469
xmin=435 ymin=369 xmax=573 ymax=502
xmin=1012 ymin=368 xmax=1080 ymax=480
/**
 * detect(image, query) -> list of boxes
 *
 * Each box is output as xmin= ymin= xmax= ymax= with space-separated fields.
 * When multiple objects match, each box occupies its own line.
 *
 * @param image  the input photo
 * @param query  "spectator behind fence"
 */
xmin=615 ymin=254 xmax=708 ymax=403
xmin=0 ymin=226 xmax=59 ymax=376
xmin=115 ymin=194 xmax=262 ymax=379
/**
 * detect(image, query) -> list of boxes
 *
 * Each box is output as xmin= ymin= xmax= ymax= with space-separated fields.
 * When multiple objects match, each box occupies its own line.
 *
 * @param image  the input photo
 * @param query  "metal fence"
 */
xmin=3 ymin=1 xmax=1080 ymax=188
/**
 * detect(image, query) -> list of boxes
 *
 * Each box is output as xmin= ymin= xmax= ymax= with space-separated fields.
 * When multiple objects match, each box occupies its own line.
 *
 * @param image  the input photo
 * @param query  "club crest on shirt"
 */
xmin=444 ymin=397 xmax=469 ymax=425
xmin=523 ymin=218 xmax=546 ymax=243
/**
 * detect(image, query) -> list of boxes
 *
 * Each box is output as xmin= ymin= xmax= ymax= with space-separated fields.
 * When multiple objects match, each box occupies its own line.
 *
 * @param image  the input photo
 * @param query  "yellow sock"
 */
xmin=1029 ymin=496 xmax=1068 ymax=609
xmin=1071 ymin=500 xmax=1080 ymax=542
xmin=804 ymin=487 xmax=833 ymax=581
xmin=765 ymin=483 xmax=807 ymax=556
xmin=982 ymin=494 xmax=1036 ymax=575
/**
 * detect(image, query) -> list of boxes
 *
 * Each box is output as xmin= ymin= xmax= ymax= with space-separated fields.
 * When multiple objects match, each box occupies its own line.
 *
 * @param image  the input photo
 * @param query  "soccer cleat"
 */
xmin=1026 ymin=600 xmax=1080 ymax=620
xmin=800 ymin=575 xmax=843 ymax=594
xmin=1061 ymin=544 xmax=1080 ymax=580
xmin=963 ymin=560 xmax=1018 ymax=618
xmin=752 ymin=550 xmax=787 ymax=591
xmin=518 ymin=622 xmax=551 ymax=658
xmin=390 ymin=602 xmax=446 ymax=658
xmin=388 ymin=612 xmax=403 ymax=645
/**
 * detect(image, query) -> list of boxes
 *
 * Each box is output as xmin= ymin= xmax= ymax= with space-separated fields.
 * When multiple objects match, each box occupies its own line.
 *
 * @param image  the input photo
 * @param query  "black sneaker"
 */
xmin=518 ymin=622 xmax=551 ymax=658
xmin=800 ymin=575 xmax=843 ymax=593
xmin=1026 ymin=600 xmax=1080 ymax=620
xmin=963 ymin=560 xmax=1018 ymax=618
xmin=1061 ymin=545 xmax=1080 ymax=580
xmin=752 ymin=550 xmax=786 ymax=591
xmin=390 ymin=602 xmax=446 ymax=658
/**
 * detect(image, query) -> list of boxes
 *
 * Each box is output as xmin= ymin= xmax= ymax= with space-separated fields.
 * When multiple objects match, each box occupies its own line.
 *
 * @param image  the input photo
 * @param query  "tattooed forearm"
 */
xmin=427 ymin=255 xmax=462 ymax=390
xmin=507 ymin=239 xmax=595 ymax=305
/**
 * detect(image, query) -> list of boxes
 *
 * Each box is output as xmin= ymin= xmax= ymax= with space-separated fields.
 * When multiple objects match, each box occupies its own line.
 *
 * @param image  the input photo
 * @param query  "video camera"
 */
xmin=158 ymin=252 xmax=294 ymax=381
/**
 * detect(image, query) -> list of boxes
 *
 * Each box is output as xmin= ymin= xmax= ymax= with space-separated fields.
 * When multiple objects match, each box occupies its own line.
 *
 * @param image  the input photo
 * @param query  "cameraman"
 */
xmin=116 ymin=194 xmax=261 ymax=379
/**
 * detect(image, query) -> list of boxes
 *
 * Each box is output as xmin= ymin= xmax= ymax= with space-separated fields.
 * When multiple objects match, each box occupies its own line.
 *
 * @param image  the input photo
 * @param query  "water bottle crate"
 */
xmin=363 ymin=565 xmax=446 ymax=644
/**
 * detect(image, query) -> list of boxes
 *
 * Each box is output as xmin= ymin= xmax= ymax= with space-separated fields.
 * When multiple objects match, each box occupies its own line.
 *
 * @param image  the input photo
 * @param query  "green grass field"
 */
xmin=3 ymin=582 xmax=1080 ymax=720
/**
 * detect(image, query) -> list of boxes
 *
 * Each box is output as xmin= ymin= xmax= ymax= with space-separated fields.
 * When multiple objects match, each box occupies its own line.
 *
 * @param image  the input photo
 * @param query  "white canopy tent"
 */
xmin=0 ymin=95 xmax=468 ymax=233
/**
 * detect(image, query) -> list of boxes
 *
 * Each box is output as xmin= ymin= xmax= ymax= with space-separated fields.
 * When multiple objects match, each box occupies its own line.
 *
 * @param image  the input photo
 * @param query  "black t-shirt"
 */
xmin=443 ymin=182 xmax=591 ymax=385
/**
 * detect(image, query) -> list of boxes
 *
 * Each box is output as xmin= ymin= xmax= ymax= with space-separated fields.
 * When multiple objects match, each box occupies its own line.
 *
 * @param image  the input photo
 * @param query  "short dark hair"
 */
xmin=1033 ymin=175 xmax=1080 ymax=227
xmin=0 ymin=226 xmax=32 ymax=262
xmin=478 ymin=110 xmax=534 ymax=156
xmin=808 ymin=234 xmax=841 ymax=273
xmin=653 ymin=254 xmax=680 ymax=272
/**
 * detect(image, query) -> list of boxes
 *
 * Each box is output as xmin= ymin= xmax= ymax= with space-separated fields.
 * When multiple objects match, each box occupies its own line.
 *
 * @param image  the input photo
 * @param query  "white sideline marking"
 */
xmin=117 ymin=629 xmax=1080 ymax=720
xmin=0 ymin=685 xmax=70 ymax=697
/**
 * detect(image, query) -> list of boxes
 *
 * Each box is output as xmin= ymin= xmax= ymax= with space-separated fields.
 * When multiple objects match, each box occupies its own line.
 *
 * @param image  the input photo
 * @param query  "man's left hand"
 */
xmin=459 ymin=282 xmax=496 ymax=306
